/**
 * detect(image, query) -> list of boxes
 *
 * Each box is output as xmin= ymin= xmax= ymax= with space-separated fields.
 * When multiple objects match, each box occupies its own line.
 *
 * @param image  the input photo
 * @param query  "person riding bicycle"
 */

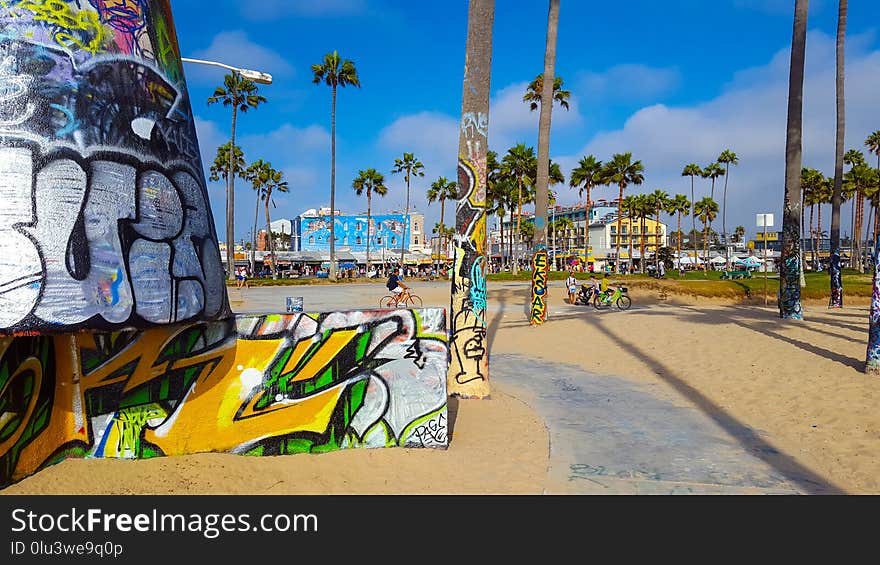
xmin=598 ymin=272 xmax=611 ymax=301
xmin=386 ymin=267 xmax=411 ymax=306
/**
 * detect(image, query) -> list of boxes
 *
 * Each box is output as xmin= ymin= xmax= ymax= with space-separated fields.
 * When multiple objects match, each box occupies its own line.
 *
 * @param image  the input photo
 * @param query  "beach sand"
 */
xmin=4 ymin=281 xmax=877 ymax=495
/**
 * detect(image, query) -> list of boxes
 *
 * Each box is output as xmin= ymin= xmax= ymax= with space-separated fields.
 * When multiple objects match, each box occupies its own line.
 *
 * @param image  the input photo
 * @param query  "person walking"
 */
xmin=566 ymin=271 xmax=578 ymax=305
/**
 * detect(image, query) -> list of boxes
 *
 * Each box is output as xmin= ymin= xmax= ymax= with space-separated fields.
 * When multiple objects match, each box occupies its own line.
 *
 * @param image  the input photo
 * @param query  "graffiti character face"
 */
xmin=89 ymin=0 xmax=146 ymax=33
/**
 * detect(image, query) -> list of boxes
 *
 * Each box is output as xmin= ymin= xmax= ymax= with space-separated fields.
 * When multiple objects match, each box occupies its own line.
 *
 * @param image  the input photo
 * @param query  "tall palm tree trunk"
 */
xmin=722 ymin=164 xmax=730 ymax=269
xmin=530 ymin=0 xmax=559 ymax=324
xmin=829 ymin=0 xmax=846 ymax=307
xmin=401 ymin=172 xmax=411 ymax=266
xmin=329 ymin=85 xmax=338 ymax=281
xmin=265 ymin=190 xmax=277 ymax=278
xmin=252 ymin=193 xmax=260 ymax=274
xmin=816 ymin=204 xmax=823 ymax=269
xmin=677 ymin=212 xmax=683 ymax=273
xmin=498 ymin=212 xmax=505 ymax=271
xmin=858 ymin=196 xmax=866 ymax=272
xmin=640 ymin=214 xmax=646 ymax=273
xmin=703 ymin=225 xmax=709 ymax=273
xmin=655 ymin=204 xmax=662 ymax=271
xmin=627 ymin=212 xmax=634 ymax=273
xmin=690 ymin=177 xmax=697 ymax=271
xmin=810 ymin=204 xmax=816 ymax=265
xmin=439 ymin=197 xmax=446 ymax=270
xmin=584 ymin=190 xmax=591 ymax=267
xmin=514 ymin=178 xmax=523 ymax=275
xmin=366 ymin=193 xmax=372 ymax=272
xmin=226 ymin=100 xmax=238 ymax=281
xmin=615 ymin=184 xmax=624 ymax=273
xmin=779 ymin=0 xmax=808 ymax=320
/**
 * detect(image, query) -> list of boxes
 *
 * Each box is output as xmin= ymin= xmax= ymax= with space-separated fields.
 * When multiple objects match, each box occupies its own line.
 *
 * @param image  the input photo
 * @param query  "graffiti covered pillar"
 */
xmin=529 ymin=0 xmax=559 ymax=327
xmin=449 ymin=0 xmax=493 ymax=399
xmin=0 ymin=0 xmax=230 ymax=336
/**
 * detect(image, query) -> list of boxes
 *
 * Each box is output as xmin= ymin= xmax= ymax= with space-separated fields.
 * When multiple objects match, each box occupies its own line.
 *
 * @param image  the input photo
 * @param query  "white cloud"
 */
xmin=376 ymin=112 xmax=462 ymax=230
xmin=576 ymin=64 xmax=680 ymax=104
xmin=186 ymin=31 xmax=294 ymax=84
xmin=240 ymin=0 xmax=366 ymax=20
xmin=488 ymin=81 xmax=583 ymax=151
xmin=239 ymin=124 xmax=330 ymax=157
xmin=553 ymin=30 xmax=880 ymax=239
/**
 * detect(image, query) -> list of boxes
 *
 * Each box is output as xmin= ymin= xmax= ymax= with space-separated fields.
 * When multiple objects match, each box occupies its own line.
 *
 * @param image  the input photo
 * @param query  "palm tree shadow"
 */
xmin=577 ymin=312 xmax=845 ymax=494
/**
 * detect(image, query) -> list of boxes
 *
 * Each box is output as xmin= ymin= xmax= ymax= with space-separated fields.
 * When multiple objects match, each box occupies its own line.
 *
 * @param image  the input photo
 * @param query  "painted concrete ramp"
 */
xmin=491 ymin=354 xmax=837 ymax=495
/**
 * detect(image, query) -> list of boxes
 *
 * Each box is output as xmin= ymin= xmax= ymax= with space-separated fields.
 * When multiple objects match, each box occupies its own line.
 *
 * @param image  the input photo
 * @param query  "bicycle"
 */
xmin=379 ymin=289 xmax=423 ymax=308
xmin=593 ymin=286 xmax=632 ymax=310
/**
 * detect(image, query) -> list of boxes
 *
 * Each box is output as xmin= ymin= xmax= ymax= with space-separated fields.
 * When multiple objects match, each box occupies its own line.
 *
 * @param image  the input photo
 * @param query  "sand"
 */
xmin=3 ymin=280 xmax=878 ymax=495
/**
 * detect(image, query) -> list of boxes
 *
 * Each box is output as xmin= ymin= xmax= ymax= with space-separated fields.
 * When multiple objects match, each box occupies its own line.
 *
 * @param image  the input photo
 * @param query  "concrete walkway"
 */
xmin=230 ymin=282 xmax=835 ymax=495
xmin=490 ymin=354 xmax=826 ymax=494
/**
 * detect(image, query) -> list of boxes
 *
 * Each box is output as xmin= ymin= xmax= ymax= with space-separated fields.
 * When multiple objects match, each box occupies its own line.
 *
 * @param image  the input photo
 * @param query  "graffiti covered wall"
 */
xmin=0 ymin=308 xmax=448 ymax=488
xmin=0 ymin=0 xmax=229 ymax=335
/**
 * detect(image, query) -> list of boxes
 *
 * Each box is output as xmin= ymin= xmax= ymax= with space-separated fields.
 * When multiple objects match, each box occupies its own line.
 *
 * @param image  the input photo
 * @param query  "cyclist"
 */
xmin=597 ymin=273 xmax=612 ymax=303
xmin=386 ymin=267 xmax=411 ymax=306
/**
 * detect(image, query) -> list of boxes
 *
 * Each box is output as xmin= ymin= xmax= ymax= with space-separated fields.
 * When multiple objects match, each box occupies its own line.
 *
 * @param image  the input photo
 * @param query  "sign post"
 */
xmin=757 ymin=213 xmax=774 ymax=306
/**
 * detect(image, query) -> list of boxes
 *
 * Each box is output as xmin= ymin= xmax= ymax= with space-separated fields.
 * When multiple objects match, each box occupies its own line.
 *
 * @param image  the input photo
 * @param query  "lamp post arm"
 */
xmin=180 ymin=57 xmax=273 ymax=84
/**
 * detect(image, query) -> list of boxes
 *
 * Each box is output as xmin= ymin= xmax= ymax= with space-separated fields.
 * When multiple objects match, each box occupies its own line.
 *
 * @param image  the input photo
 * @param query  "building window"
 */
xmin=356 ymin=221 xmax=362 ymax=230
xmin=414 ymin=223 xmax=420 ymax=233
xmin=356 ymin=236 xmax=362 ymax=245
xmin=308 ymin=236 xmax=314 ymax=244
xmin=391 ymin=237 xmax=397 ymax=245
xmin=377 ymin=236 xmax=382 ymax=245
xmin=610 ymin=226 xmax=616 ymax=234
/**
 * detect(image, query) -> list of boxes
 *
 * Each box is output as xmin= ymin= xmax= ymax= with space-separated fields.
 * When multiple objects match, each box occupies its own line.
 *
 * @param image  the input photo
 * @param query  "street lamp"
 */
xmin=180 ymin=57 xmax=273 ymax=280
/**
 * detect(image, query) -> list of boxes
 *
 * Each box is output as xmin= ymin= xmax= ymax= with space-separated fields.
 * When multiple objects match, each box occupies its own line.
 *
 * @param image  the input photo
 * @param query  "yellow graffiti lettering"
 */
xmin=19 ymin=0 xmax=109 ymax=54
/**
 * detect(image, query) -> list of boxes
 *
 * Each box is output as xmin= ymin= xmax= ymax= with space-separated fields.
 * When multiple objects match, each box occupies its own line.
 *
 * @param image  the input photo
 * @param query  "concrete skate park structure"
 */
xmin=0 ymin=0 xmax=448 ymax=489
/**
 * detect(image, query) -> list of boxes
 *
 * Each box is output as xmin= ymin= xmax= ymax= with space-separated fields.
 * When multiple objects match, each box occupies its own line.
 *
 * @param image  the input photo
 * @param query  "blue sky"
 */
xmin=170 ymin=0 xmax=880 ymax=244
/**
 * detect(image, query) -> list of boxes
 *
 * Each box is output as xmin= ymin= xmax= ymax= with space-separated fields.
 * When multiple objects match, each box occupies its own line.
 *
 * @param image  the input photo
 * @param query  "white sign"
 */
xmin=756 ymin=213 xmax=774 ymax=228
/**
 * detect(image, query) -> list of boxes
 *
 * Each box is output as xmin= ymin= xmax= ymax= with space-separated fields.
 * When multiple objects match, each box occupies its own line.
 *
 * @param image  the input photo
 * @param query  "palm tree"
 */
xmin=352 ymin=168 xmax=388 ymax=272
xmin=717 ymin=149 xmax=739 ymax=269
xmin=666 ymin=194 xmax=691 ymax=272
xmin=802 ymin=168 xmax=824 ymax=268
xmin=845 ymin=149 xmax=867 ymax=269
xmin=701 ymin=162 xmax=725 ymax=248
xmin=391 ymin=152 xmax=425 ymax=265
xmin=244 ymin=160 xmax=288 ymax=279
xmin=734 ymin=226 xmax=746 ymax=243
xmin=312 ymin=51 xmax=361 ymax=282
xmin=551 ymin=216 xmax=574 ymax=260
xmin=522 ymin=73 xmax=570 ymax=112
xmin=866 ymin=133 xmax=880 ymax=270
xmin=603 ymin=153 xmax=645 ymax=273
xmin=846 ymin=162 xmax=879 ymax=273
xmin=208 ymin=142 xmax=246 ymax=185
xmin=530 ymin=1 xmax=562 ymax=290
xmin=501 ymin=143 xmax=537 ymax=274
xmin=779 ymin=0 xmax=808 ymax=319
xmin=570 ymin=155 xmax=604 ymax=268
xmin=815 ymin=176 xmax=833 ymax=268
xmin=621 ymin=195 xmax=639 ymax=271
xmin=207 ymin=74 xmax=266 ymax=280
xmin=829 ymin=1 xmax=847 ymax=308
xmin=245 ymin=158 xmax=267 ymax=275
xmin=426 ymin=176 xmax=458 ymax=270
xmin=702 ymin=162 xmax=726 ymax=201
xmin=648 ymin=189 xmax=670 ymax=270
xmin=681 ymin=163 xmax=703 ymax=269
xmin=694 ymin=197 xmax=719 ymax=273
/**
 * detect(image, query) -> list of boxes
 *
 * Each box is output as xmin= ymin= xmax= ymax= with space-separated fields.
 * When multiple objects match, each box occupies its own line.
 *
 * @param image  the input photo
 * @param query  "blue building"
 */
xmin=291 ymin=207 xmax=428 ymax=258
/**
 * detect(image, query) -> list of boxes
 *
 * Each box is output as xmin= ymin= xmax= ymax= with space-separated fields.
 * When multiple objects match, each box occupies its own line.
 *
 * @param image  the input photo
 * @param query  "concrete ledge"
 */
xmin=0 ymin=308 xmax=448 ymax=489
